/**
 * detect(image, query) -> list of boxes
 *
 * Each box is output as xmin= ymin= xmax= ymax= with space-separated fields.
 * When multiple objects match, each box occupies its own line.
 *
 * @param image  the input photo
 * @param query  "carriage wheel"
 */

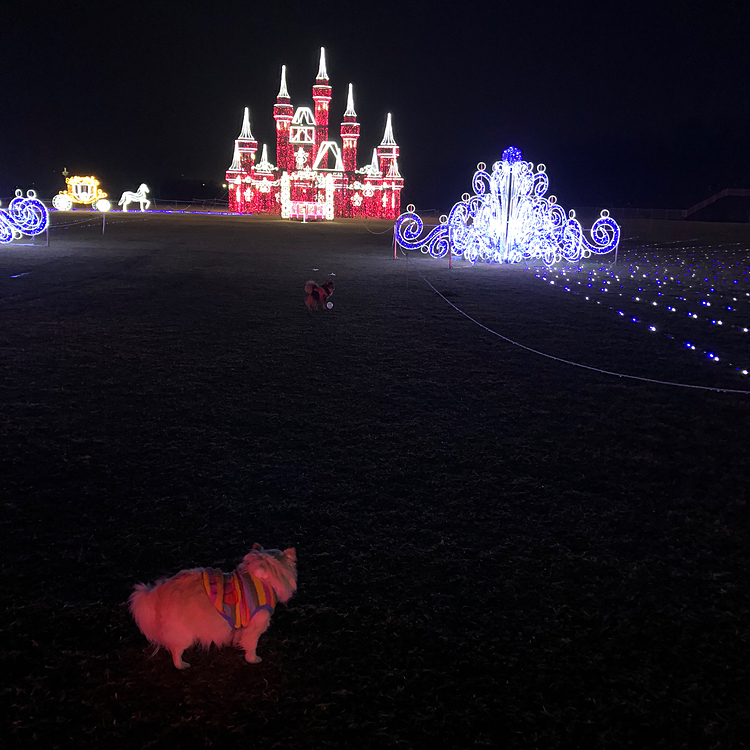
xmin=52 ymin=194 xmax=73 ymax=211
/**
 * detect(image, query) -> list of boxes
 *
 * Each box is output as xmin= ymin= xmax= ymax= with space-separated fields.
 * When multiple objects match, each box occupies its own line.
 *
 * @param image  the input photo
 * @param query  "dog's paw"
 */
xmin=245 ymin=655 xmax=262 ymax=664
xmin=175 ymin=661 xmax=191 ymax=670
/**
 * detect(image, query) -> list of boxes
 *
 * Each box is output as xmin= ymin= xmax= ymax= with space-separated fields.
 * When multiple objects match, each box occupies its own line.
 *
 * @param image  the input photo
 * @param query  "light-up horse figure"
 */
xmin=118 ymin=184 xmax=151 ymax=212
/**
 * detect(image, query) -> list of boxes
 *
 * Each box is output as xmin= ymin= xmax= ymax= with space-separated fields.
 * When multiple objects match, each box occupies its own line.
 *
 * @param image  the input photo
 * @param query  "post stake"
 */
xmin=102 ymin=212 xmax=106 ymax=235
xmin=393 ymin=227 xmax=397 ymax=260
xmin=405 ymin=248 xmax=409 ymax=299
xmin=449 ymin=242 xmax=452 ymax=269
xmin=46 ymin=225 xmax=50 ymax=247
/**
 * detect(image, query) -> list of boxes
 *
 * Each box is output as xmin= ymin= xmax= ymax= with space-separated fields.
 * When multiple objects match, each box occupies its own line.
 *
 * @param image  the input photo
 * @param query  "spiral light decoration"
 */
xmin=0 ymin=190 xmax=49 ymax=244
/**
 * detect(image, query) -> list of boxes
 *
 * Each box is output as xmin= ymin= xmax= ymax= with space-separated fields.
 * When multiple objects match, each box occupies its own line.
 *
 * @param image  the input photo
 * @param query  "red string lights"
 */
xmin=226 ymin=47 xmax=403 ymax=220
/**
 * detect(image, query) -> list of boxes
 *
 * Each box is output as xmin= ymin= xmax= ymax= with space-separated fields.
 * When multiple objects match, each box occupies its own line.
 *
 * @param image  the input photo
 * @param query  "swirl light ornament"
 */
xmin=395 ymin=147 xmax=620 ymax=266
xmin=0 ymin=190 xmax=49 ymax=244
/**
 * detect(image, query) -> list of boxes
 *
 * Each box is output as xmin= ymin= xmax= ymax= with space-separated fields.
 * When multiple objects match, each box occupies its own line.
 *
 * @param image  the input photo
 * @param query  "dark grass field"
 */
xmin=2 ymin=213 xmax=750 ymax=749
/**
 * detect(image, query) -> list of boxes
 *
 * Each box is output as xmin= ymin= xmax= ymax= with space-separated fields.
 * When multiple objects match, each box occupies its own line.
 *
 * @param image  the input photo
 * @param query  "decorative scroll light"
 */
xmin=118 ymin=184 xmax=150 ymax=211
xmin=52 ymin=175 xmax=111 ymax=212
xmin=0 ymin=190 xmax=49 ymax=243
xmin=395 ymin=146 xmax=620 ymax=266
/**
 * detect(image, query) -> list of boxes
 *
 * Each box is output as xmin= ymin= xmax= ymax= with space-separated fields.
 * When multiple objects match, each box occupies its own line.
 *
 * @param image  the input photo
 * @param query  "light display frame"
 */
xmin=395 ymin=147 xmax=620 ymax=267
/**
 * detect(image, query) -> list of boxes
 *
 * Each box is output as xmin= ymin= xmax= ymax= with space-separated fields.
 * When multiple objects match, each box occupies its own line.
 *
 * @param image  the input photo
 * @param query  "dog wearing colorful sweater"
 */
xmin=129 ymin=544 xmax=297 ymax=669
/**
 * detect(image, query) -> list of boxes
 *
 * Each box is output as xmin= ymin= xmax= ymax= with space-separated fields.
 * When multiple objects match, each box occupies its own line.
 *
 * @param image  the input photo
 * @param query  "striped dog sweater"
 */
xmin=202 ymin=568 xmax=276 ymax=629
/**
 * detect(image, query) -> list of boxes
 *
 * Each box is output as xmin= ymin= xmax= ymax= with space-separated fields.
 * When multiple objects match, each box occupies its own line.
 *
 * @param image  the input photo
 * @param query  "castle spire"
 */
xmin=340 ymin=83 xmax=359 ymax=172
xmin=274 ymin=66 xmax=294 ymax=171
xmin=369 ymin=148 xmax=380 ymax=174
xmin=277 ymin=65 xmax=290 ymax=99
xmin=255 ymin=143 xmax=275 ymax=172
xmin=228 ymin=143 xmax=242 ymax=171
xmin=377 ymin=114 xmax=402 ymax=219
xmin=387 ymin=157 xmax=402 ymax=179
xmin=344 ymin=83 xmax=357 ymax=117
xmin=313 ymin=46 xmax=332 ymax=167
xmin=380 ymin=113 xmax=396 ymax=146
xmin=239 ymin=107 xmax=254 ymax=139
xmin=316 ymin=46 xmax=329 ymax=81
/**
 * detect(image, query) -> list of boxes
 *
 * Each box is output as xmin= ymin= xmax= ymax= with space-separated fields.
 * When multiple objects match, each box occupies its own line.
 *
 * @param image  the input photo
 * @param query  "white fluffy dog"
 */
xmin=129 ymin=544 xmax=297 ymax=669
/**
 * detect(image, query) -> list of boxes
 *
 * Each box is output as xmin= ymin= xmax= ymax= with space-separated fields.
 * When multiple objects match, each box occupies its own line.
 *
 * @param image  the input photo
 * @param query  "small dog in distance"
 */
xmin=305 ymin=280 xmax=334 ymax=310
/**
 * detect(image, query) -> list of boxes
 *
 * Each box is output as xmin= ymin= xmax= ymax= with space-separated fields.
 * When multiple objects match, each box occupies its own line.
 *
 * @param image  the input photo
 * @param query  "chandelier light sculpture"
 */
xmin=225 ymin=47 xmax=403 ymax=220
xmin=0 ymin=190 xmax=49 ymax=243
xmin=395 ymin=146 xmax=620 ymax=266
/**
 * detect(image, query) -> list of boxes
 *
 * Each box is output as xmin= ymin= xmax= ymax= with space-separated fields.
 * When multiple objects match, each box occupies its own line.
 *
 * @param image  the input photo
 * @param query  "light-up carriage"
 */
xmin=52 ymin=176 xmax=111 ymax=212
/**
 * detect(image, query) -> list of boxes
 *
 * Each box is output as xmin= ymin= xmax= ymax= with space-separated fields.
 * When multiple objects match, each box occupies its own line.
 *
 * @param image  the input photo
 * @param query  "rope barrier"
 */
xmin=49 ymin=217 xmax=101 ymax=229
xmin=361 ymin=220 xmax=397 ymax=235
xmin=401 ymin=248 xmax=750 ymax=395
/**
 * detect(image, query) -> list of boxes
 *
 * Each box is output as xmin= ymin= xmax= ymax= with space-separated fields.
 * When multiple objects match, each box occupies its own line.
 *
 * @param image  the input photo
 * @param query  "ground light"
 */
xmin=528 ymin=241 xmax=750 ymax=376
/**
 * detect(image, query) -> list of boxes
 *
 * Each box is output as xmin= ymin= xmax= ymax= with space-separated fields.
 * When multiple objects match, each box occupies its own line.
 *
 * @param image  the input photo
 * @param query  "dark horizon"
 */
xmin=3 ymin=0 xmax=749 ymax=211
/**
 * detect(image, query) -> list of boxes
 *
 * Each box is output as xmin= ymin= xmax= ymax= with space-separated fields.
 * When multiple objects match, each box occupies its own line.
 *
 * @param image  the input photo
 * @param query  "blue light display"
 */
xmin=0 ymin=190 xmax=49 ymax=243
xmin=530 ymin=241 xmax=750 ymax=377
xmin=395 ymin=147 xmax=620 ymax=267
xmin=501 ymin=146 xmax=523 ymax=164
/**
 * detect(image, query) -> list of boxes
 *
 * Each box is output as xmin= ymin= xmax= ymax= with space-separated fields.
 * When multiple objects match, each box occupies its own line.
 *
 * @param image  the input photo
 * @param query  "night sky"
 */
xmin=3 ymin=0 xmax=749 ymax=211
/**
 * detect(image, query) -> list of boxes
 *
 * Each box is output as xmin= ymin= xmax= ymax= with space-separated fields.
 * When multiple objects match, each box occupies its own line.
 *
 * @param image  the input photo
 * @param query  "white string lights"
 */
xmin=118 ymin=184 xmax=151 ymax=211
xmin=403 ymin=245 xmax=749 ymax=394
xmin=395 ymin=146 xmax=620 ymax=267
xmin=227 ymin=49 xmax=403 ymax=219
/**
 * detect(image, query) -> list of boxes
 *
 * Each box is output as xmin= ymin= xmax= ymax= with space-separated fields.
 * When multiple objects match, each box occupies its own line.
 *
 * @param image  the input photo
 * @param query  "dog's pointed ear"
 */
xmin=283 ymin=547 xmax=296 ymax=562
xmin=252 ymin=543 xmax=263 ymax=551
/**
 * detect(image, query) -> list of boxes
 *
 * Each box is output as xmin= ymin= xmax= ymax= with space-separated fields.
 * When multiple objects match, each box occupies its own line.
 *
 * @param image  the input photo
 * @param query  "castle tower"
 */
xmin=226 ymin=143 xmax=243 ymax=213
xmin=377 ymin=114 xmax=403 ymax=219
xmin=312 ymin=47 xmax=332 ymax=168
xmin=273 ymin=66 xmax=294 ymax=172
xmin=376 ymin=113 xmax=399 ymax=177
xmin=255 ymin=143 xmax=275 ymax=172
xmin=236 ymin=107 xmax=258 ymax=171
xmin=340 ymin=83 xmax=360 ymax=172
xmin=227 ymin=143 xmax=242 ymax=174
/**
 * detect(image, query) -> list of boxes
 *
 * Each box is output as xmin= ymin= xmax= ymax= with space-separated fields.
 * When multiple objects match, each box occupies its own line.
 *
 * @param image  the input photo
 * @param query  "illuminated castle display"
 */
xmin=226 ymin=48 xmax=403 ymax=220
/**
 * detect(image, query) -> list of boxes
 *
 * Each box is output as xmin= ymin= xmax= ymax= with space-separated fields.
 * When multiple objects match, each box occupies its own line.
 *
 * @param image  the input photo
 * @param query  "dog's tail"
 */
xmin=129 ymin=583 xmax=161 ymax=645
xmin=305 ymin=281 xmax=316 ymax=295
